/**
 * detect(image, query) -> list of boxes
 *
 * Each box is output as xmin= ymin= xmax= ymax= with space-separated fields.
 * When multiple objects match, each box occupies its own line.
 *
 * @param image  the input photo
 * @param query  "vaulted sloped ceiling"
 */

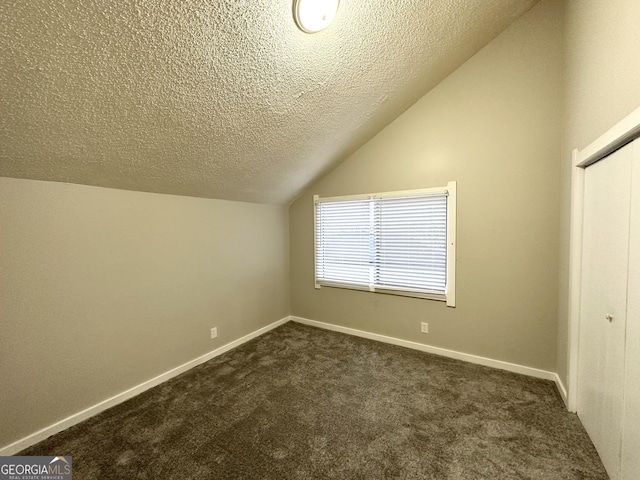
xmin=0 ymin=0 xmax=538 ymax=204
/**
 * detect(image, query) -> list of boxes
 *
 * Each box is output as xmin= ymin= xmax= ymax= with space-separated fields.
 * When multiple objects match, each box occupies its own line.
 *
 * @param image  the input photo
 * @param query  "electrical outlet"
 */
xmin=421 ymin=322 xmax=429 ymax=334
xmin=210 ymin=327 xmax=218 ymax=339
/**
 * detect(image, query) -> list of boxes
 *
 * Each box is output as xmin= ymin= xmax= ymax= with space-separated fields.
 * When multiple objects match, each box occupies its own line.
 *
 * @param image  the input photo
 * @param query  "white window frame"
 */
xmin=314 ymin=181 xmax=456 ymax=307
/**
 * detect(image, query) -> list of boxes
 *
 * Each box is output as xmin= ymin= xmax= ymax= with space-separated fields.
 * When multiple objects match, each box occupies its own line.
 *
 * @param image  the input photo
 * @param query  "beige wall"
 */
xmin=290 ymin=0 xmax=563 ymax=372
xmin=0 ymin=177 xmax=289 ymax=448
xmin=557 ymin=0 xmax=640 ymax=387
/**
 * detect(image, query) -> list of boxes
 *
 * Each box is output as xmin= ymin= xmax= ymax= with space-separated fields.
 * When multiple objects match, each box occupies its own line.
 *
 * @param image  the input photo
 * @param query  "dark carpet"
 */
xmin=20 ymin=322 xmax=607 ymax=479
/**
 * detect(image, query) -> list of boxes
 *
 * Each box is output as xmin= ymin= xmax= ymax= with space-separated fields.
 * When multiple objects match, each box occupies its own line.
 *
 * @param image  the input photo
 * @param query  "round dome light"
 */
xmin=293 ymin=0 xmax=340 ymax=34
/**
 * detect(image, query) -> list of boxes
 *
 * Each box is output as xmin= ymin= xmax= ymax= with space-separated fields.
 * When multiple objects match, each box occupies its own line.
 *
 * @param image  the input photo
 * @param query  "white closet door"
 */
xmin=578 ymin=142 xmax=633 ymax=480
xmin=622 ymin=140 xmax=640 ymax=479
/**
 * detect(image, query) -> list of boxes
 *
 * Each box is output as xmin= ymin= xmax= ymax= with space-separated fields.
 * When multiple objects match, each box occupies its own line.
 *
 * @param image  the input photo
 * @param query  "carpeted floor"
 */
xmin=20 ymin=322 xmax=607 ymax=479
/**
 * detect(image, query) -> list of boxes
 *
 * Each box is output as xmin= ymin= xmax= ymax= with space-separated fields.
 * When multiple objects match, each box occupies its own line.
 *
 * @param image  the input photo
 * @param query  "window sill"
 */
xmin=315 ymin=281 xmax=452 ymax=305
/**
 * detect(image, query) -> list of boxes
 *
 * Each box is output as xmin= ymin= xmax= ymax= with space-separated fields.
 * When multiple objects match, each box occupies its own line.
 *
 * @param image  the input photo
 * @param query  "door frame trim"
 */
xmin=568 ymin=105 xmax=640 ymax=412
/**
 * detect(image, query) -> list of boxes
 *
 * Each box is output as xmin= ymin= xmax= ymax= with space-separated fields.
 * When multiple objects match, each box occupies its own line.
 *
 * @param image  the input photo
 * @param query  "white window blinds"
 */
xmin=314 ymin=183 xmax=456 ymax=305
xmin=314 ymin=199 xmax=373 ymax=289
xmin=374 ymin=195 xmax=447 ymax=294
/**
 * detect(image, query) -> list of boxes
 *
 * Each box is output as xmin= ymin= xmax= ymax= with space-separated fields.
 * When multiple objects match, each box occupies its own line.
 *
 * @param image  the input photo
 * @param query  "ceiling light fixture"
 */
xmin=293 ymin=0 xmax=340 ymax=34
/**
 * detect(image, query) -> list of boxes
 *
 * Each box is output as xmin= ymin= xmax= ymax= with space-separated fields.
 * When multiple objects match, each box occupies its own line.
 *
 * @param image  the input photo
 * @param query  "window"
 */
xmin=314 ymin=182 xmax=456 ymax=306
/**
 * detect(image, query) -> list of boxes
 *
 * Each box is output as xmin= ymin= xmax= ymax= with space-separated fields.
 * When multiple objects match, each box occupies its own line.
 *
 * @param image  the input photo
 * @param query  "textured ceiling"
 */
xmin=0 ymin=0 xmax=539 ymax=204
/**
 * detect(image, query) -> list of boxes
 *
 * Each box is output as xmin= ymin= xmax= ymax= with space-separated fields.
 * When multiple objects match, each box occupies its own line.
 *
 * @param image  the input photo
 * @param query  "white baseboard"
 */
xmin=2 ymin=314 xmax=568 ymax=455
xmin=0 ymin=316 xmax=291 ymax=456
xmin=291 ymin=316 xmax=558 ymax=382
xmin=554 ymin=373 xmax=569 ymax=408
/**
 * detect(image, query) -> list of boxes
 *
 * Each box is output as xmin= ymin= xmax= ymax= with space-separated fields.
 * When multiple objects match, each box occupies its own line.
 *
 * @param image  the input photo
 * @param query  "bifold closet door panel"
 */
xmin=578 ymin=143 xmax=633 ymax=480
xmin=622 ymin=140 xmax=640 ymax=479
